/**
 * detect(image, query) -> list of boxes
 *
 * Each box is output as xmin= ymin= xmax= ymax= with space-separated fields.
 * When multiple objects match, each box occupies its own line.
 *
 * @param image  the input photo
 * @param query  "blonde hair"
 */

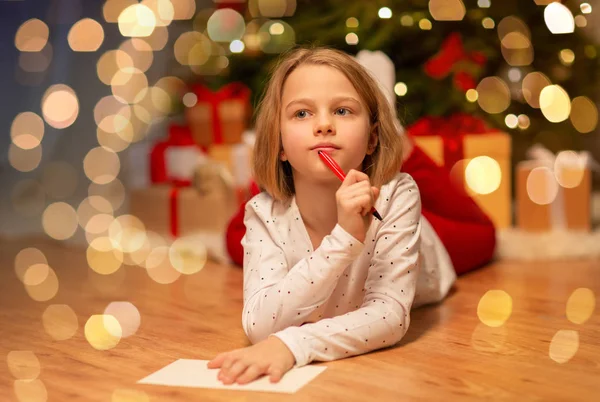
xmin=252 ymin=46 xmax=404 ymax=202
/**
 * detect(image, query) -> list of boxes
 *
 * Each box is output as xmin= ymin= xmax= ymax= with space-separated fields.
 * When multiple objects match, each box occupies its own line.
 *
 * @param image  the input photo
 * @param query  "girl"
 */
xmin=208 ymin=47 xmax=460 ymax=385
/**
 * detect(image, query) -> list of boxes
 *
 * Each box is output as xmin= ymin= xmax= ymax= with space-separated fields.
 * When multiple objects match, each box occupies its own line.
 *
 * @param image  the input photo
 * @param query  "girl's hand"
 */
xmin=207 ymin=336 xmax=296 ymax=384
xmin=336 ymin=169 xmax=380 ymax=243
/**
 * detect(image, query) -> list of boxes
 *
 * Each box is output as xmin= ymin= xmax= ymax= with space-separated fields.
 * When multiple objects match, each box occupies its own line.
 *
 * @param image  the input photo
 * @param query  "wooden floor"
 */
xmin=0 ymin=237 xmax=599 ymax=402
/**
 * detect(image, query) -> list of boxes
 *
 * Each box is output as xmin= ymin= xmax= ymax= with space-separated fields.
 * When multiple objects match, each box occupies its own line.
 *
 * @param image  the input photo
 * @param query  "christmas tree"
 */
xmin=199 ymin=0 xmax=600 ymax=162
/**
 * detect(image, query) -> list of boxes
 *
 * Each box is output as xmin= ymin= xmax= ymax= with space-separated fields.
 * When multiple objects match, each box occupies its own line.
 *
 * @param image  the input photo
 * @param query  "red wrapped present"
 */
xmin=185 ymin=82 xmax=251 ymax=147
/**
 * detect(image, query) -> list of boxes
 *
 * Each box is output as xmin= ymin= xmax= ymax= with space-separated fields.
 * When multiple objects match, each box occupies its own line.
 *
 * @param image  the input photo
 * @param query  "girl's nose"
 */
xmin=314 ymin=115 xmax=335 ymax=135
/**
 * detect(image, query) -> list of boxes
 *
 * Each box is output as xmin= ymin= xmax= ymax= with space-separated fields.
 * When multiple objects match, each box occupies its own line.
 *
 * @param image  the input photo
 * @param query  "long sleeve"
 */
xmin=272 ymin=177 xmax=422 ymax=366
xmin=242 ymin=194 xmax=365 ymax=344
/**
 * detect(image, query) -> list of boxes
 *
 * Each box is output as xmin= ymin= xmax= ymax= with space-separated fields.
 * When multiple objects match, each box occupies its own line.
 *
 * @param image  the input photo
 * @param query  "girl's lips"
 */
xmin=313 ymin=147 xmax=339 ymax=152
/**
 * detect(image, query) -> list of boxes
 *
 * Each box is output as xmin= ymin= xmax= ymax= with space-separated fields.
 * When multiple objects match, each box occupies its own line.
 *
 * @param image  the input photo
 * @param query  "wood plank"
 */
xmin=0 ymin=237 xmax=598 ymax=401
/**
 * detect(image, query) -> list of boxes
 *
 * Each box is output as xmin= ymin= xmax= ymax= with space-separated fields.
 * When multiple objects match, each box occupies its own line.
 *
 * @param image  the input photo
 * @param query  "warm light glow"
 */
xmin=554 ymin=151 xmax=586 ymax=189
xmin=169 ymin=238 xmax=208 ymax=275
xmin=145 ymin=246 xmax=182 ymax=284
xmin=85 ymin=315 xmax=122 ymax=350
xmin=400 ymin=15 xmax=414 ymax=26
xmin=570 ymin=96 xmax=598 ymax=134
xmin=119 ymin=39 xmax=154 ymax=72
xmin=477 ymin=0 xmax=491 ymax=8
xmin=7 ymin=351 xmax=40 ymax=380
xmin=466 ymin=89 xmax=478 ymax=102
xmin=378 ymin=7 xmax=392 ymax=19
xmin=482 ymin=17 xmax=495 ymax=29
xmin=174 ymin=31 xmax=211 ymax=66
xmin=559 ymin=49 xmax=575 ymax=66
xmin=11 ymin=112 xmax=44 ymax=150
xmin=419 ymin=19 xmax=433 ymax=30
xmin=87 ymin=236 xmax=124 ymax=275
xmin=42 ymin=304 xmax=78 ymax=341
xmin=346 ymin=17 xmax=359 ymax=28
xmin=505 ymin=114 xmax=518 ymax=129
xmin=527 ymin=166 xmax=559 ymax=205
xmin=544 ymin=2 xmax=575 ymax=34
xmin=394 ymin=83 xmax=407 ymax=97
xmin=508 ymin=68 xmax=522 ymax=83
xmin=89 ymin=179 xmax=126 ymax=211
xmin=269 ymin=22 xmax=285 ymax=35
xmin=108 ymin=215 xmax=147 ymax=253
xmin=77 ymin=196 xmax=114 ymax=230
xmin=477 ymin=290 xmax=513 ymax=327
xmin=42 ymin=202 xmax=78 ymax=240
xmin=518 ymin=114 xmax=530 ymax=130
xmin=476 ymin=77 xmax=511 ymax=114
xmin=15 ymin=19 xmax=49 ymax=52
xmin=522 ymin=72 xmax=551 ymax=109
xmin=141 ymin=0 xmax=174 ymax=27
xmin=9 ymin=144 xmax=42 ymax=173
xmin=14 ymin=379 xmax=48 ymax=402
xmin=104 ymin=0 xmax=138 ymax=23
xmin=172 ymin=0 xmax=196 ymax=20
xmin=429 ymin=0 xmax=466 ymax=21
xmin=23 ymin=264 xmax=59 ymax=302
xmin=182 ymin=92 xmax=197 ymax=107
xmin=581 ymin=3 xmax=592 ymax=14
xmin=111 ymin=68 xmax=149 ymax=105
xmin=84 ymin=147 xmax=121 ymax=185
xmin=230 ymin=39 xmax=244 ymax=53
xmin=97 ymin=50 xmax=135 ymax=86
xmin=104 ymin=302 xmax=141 ymax=337
xmin=118 ymin=4 xmax=156 ymax=37
xmin=207 ymin=9 xmax=246 ymax=42
xmin=41 ymin=84 xmax=79 ymax=129
xmin=549 ymin=330 xmax=579 ymax=363
xmin=68 ymin=18 xmax=104 ymax=51
xmin=345 ymin=33 xmax=359 ymax=45
xmin=14 ymin=248 xmax=47 ymax=283
xmin=465 ymin=156 xmax=502 ymax=195
xmin=540 ymin=85 xmax=571 ymax=123
xmin=566 ymin=288 xmax=595 ymax=325
xmin=574 ymin=15 xmax=587 ymax=28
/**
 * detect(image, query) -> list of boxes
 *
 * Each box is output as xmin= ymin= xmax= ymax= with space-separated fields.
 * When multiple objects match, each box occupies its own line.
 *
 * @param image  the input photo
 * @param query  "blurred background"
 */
xmin=1 ymin=0 xmax=599 ymax=258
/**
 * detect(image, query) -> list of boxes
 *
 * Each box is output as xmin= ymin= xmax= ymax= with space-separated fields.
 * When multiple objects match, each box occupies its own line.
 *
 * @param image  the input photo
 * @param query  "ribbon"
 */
xmin=408 ymin=113 xmax=497 ymax=169
xmin=424 ymin=32 xmax=486 ymax=92
xmin=525 ymin=144 xmax=599 ymax=230
xmin=190 ymin=82 xmax=251 ymax=144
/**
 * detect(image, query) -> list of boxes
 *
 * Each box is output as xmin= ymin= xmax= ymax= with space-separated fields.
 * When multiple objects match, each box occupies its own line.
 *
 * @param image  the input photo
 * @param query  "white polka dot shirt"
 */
xmin=241 ymin=172 xmax=456 ymax=367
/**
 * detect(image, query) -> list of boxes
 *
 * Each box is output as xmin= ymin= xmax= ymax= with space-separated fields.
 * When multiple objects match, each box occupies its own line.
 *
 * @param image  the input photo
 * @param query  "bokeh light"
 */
xmin=464 ymin=156 xmax=502 ymax=195
xmin=259 ymin=20 xmax=295 ymax=53
xmin=141 ymin=0 xmax=174 ymax=27
xmin=518 ymin=114 xmax=530 ymax=130
xmin=89 ymin=179 xmax=126 ymax=211
xmin=111 ymin=68 xmax=149 ymax=104
xmin=207 ymin=9 xmax=246 ymax=42
xmin=539 ymin=85 xmax=570 ymax=123
xmin=13 ymin=379 xmax=48 ymax=402
xmin=23 ymin=264 xmax=59 ymax=302
xmin=104 ymin=302 xmax=141 ymax=338
xmin=9 ymin=143 xmax=42 ymax=173
xmin=87 ymin=236 xmax=124 ymax=275
xmin=544 ymin=2 xmax=574 ymax=34
xmin=419 ymin=19 xmax=433 ymax=30
xmin=526 ymin=166 xmax=559 ymax=205
xmin=11 ymin=180 xmax=46 ymax=217
xmin=11 ymin=112 xmax=44 ymax=150
xmin=41 ymin=84 xmax=79 ymax=129
xmin=169 ymin=238 xmax=208 ymax=275
xmin=429 ymin=0 xmax=465 ymax=21
xmin=566 ymin=288 xmax=595 ymax=325
xmin=42 ymin=304 xmax=79 ymax=341
xmin=42 ymin=202 xmax=78 ymax=240
xmin=136 ymin=25 xmax=169 ymax=51
xmin=378 ymin=7 xmax=392 ymax=19
xmin=15 ymin=19 xmax=49 ymax=52
xmin=119 ymin=39 xmax=154 ymax=72
xmin=19 ymin=43 xmax=53 ymax=73
xmin=477 ymin=290 xmax=512 ymax=327
xmin=559 ymin=49 xmax=575 ymax=66
xmin=172 ymin=0 xmax=196 ymax=20
xmin=41 ymin=162 xmax=78 ymax=200
xmin=570 ymin=96 xmax=598 ymax=133
xmin=505 ymin=114 xmax=518 ymax=129
xmin=482 ymin=17 xmax=495 ymax=29
xmin=549 ymin=330 xmax=579 ymax=364
xmin=108 ymin=214 xmax=147 ymax=253
xmin=145 ymin=246 xmax=182 ymax=284
xmin=77 ymin=196 xmax=114 ymax=229
xmin=84 ymin=315 xmax=122 ymax=350
xmin=476 ymin=77 xmax=511 ymax=114
xmin=68 ymin=18 xmax=104 ymax=51
xmin=118 ymin=4 xmax=156 ymax=37
xmin=84 ymin=146 xmax=121 ymax=185
xmin=182 ymin=92 xmax=197 ymax=107
xmin=554 ymin=151 xmax=586 ymax=188
xmin=15 ymin=248 xmax=47 ymax=283
xmin=7 ymin=351 xmax=40 ymax=380
xmin=346 ymin=17 xmax=359 ymax=28
xmin=174 ymin=31 xmax=211 ymax=66
xmin=394 ymin=83 xmax=408 ymax=97
xmin=465 ymin=89 xmax=478 ymax=102
xmin=97 ymin=50 xmax=135 ymax=86
xmin=345 ymin=33 xmax=359 ymax=45
xmin=522 ymin=72 xmax=551 ymax=109
xmin=103 ymin=0 xmax=137 ymax=23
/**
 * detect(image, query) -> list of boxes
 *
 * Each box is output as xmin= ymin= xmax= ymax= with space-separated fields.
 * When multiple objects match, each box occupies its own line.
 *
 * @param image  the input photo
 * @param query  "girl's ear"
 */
xmin=280 ymin=149 xmax=287 ymax=161
xmin=366 ymin=123 xmax=379 ymax=155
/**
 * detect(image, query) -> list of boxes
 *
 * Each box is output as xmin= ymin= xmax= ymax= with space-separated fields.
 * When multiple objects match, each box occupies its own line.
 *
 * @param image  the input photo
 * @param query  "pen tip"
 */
xmin=373 ymin=211 xmax=384 ymax=222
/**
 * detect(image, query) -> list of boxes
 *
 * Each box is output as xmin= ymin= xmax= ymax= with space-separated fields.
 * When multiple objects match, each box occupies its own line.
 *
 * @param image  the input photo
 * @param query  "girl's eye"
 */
xmin=295 ymin=110 xmax=308 ymax=119
xmin=336 ymin=108 xmax=350 ymax=116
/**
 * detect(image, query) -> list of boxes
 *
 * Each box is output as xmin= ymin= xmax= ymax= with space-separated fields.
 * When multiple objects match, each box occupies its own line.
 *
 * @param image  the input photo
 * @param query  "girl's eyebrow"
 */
xmin=285 ymin=96 xmax=361 ymax=111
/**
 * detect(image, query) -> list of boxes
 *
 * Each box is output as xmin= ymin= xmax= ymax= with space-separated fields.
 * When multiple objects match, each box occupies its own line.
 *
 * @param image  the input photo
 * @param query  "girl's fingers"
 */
xmin=236 ymin=364 xmax=264 ymax=385
xmin=268 ymin=366 xmax=284 ymax=383
xmin=207 ymin=353 xmax=227 ymax=369
xmin=221 ymin=360 xmax=247 ymax=384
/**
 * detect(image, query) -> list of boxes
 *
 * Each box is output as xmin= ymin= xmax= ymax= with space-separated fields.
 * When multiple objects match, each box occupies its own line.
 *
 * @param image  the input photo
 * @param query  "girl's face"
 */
xmin=280 ymin=64 xmax=377 ymax=185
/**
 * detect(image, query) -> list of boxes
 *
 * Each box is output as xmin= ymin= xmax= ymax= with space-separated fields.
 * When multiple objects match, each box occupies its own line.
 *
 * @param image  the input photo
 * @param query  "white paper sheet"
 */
xmin=137 ymin=359 xmax=327 ymax=394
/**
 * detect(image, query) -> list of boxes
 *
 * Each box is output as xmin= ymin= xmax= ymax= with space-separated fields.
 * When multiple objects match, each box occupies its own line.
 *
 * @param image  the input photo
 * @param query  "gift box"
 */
xmin=409 ymin=114 xmax=512 ymax=229
xmin=516 ymin=145 xmax=594 ymax=232
xmin=150 ymin=124 xmax=207 ymax=185
xmin=185 ymin=82 xmax=251 ymax=147
xmin=130 ymin=184 xmax=236 ymax=238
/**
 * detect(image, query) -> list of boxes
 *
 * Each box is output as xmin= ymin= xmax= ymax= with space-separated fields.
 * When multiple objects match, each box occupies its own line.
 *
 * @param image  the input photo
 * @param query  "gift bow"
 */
xmin=191 ymin=82 xmax=251 ymax=144
xmin=408 ymin=113 xmax=497 ymax=169
xmin=150 ymin=124 xmax=203 ymax=186
xmin=527 ymin=144 xmax=600 ymax=172
xmin=424 ymin=32 xmax=486 ymax=92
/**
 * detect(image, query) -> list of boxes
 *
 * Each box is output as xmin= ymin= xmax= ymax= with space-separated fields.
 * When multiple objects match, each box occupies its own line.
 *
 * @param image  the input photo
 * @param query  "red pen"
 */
xmin=318 ymin=150 xmax=383 ymax=222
